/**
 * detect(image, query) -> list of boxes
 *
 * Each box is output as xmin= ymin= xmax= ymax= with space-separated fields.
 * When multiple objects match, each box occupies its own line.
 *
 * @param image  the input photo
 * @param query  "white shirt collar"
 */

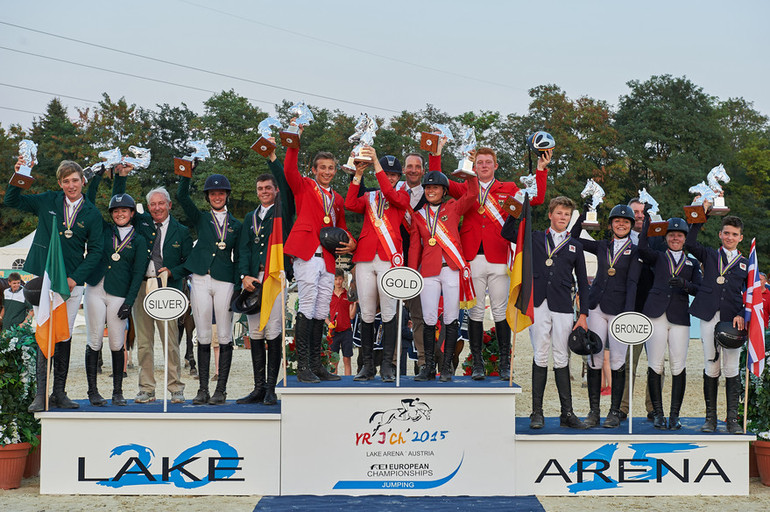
xmin=258 ymin=204 xmax=273 ymax=219
xmin=723 ymin=247 xmax=739 ymax=261
xmin=669 ymin=249 xmax=683 ymax=262
xmin=65 ymin=196 xmax=83 ymax=208
xmin=117 ymin=225 xmax=133 ymax=239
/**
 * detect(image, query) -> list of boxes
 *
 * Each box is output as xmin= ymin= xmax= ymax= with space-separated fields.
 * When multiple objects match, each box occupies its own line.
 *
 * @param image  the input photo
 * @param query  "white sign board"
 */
xmin=143 ymin=287 xmax=189 ymax=322
xmin=609 ymin=311 xmax=654 ymax=346
xmin=379 ymin=266 xmax=423 ymax=301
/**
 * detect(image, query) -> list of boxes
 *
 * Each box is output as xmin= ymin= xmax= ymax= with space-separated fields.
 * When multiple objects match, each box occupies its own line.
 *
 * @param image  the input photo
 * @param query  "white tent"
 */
xmin=0 ymin=230 xmax=34 ymax=271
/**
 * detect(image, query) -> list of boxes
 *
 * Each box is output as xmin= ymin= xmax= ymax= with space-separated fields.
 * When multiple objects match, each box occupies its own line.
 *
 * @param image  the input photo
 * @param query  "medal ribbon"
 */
xmin=63 ymin=198 xmax=84 ymax=232
xmin=545 ymin=231 xmax=571 ymax=258
xmin=607 ymin=238 xmax=632 ymax=270
xmin=477 ymin=180 xmax=495 ymax=214
xmin=113 ymin=226 xmax=135 ymax=255
xmin=666 ymin=250 xmax=686 ymax=277
xmin=367 ymin=192 xmax=401 ymax=266
xmin=718 ymin=247 xmax=741 ymax=278
xmin=252 ymin=206 xmax=270 ymax=240
xmin=426 ymin=203 xmax=443 ymax=241
xmin=314 ymin=180 xmax=335 ymax=225
xmin=211 ymin=211 xmax=228 ymax=245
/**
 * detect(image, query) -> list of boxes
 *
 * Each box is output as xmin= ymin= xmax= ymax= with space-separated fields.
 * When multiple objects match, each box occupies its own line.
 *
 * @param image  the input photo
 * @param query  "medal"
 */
xmin=428 ymin=238 xmax=437 ymax=246
xmin=545 ymin=231 xmax=570 ymax=267
xmin=477 ymin=180 xmax=494 ymax=217
xmin=111 ymin=253 xmax=121 ymax=262
xmin=717 ymin=248 xmax=740 ymax=287
xmin=64 ymin=229 xmax=73 ymax=238
xmin=217 ymin=241 xmax=227 ymax=250
xmin=316 ymin=180 xmax=334 ymax=226
xmin=112 ymin=226 xmax=135 ymax=263
xmin=211 ymin=210 xmax=229 ymax=251
xmin=607 ymin=238 xmax=631 ymax=278
xmin=63 ymin=197 xmax=83 ymax=241
xmin=545 ymin=258 xmax=553 ymax=267
xmin=607 ymin=267 xmax=616 ymax=276
xmin=477 ymin=207 xmax=485 ymax=215
xmin=323 ymin=215 xmax=331 ymax=224
xmin=425 ymin=203 xmax=443 ymax=249
xmin=716 ymin=276 xmax=726 ymax=285
xmin=374 ymin=219 xmax=383 ymax=228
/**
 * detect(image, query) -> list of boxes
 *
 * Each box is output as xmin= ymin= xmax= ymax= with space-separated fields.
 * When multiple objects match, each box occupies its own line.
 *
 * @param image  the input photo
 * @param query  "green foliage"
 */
xmin=0 ymin=322 xmax=40 ymax=447
xmin=461 ymin=326 xmax=504 ymax=378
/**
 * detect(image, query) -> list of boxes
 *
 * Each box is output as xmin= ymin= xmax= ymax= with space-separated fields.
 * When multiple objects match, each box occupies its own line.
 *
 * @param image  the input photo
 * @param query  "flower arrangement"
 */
xmin=0 ymin=322 xmax=40 ymax=447
xmin=284 ymin=335 xmax=340 ymax=376
xmin=461 ymin=326 xmax=501 ymax=377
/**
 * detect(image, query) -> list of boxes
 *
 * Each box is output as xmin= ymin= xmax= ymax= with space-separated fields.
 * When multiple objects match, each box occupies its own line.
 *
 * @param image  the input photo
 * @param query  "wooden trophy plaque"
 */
xmin=10 ymin=172 xmax=35 ymax=189
xmin=174 ymin=157 xmax=192 ymax=178
xmin=251 ymin=137 xmax=275 ymax=158
xmin=280 ymin=128 xmax=301 ymax=149
xmin=683 ymin=205 xmax=707 ymax=224
xmin=647 ymin=221 xmax=668 ymax=237
xmin=582 ymin=211 xmax=600 ymax=231
xmin=502 ymin=196 xmax=523 ymax=219
xmin=420 ymin=132 xmax=439 ymax=153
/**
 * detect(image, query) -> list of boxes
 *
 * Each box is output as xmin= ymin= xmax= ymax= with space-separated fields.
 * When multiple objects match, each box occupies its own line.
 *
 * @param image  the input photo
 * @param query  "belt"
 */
xmin=441 ymin=262 xmax=449 ymax=268
xmin=477 ymin=241 xmax=484 ymax=255
xmin=314 ymin=252 xmax=323 ymax=258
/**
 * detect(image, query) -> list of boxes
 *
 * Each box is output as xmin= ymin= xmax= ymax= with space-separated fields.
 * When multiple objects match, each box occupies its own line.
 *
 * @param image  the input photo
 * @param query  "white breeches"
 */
xmin=190 ymin=273 xmax=234 ymax=346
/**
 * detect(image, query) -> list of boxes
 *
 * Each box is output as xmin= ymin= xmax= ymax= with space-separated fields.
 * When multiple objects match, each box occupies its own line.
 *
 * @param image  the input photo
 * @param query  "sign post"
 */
xmin=609 ymin=311 xmax=654 ymax=434
xmin=143 ymin=287 xmax=189 ymax=411
xmin=378 ymin=266 xmax=424 ymax=387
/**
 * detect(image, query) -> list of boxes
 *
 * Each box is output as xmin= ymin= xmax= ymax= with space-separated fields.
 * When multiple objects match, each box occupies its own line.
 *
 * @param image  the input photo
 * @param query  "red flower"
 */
xmin=491 ymin=371 xmax=500 ymax=376
xmin=288 ymin=342 xmax=296 ymax=351
xmin=467 ymin=354 xmax=473 ymax=361
xmin=490 ymin=355 xmax=499 ymax=362
xmin=490 ymin=327 xmax=496 ymax=333
xmin=483 ymin=333 xmax=492 ymax=344
xmin=463 ymin=367 xmax=472 ymax=376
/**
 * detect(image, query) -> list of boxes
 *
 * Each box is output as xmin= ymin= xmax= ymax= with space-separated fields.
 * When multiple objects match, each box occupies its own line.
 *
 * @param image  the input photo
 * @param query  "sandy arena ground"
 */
xmin=2 ymin=311 xmax=770 ymax=511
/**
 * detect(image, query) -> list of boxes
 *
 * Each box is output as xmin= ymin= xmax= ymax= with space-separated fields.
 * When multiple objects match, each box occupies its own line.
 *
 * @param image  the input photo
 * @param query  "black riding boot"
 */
xmin=209 ymin=343 xmax=233 ymax=404
xmin=355 ymin=321 xmax=376 ymax=381
xmin=648 ymin=368 xmax=666 ymax=429
xmin=310 ymin=319 xmax=340 ymax=381
xmin=530 ymin=362 xmax=548 ymax=429
xmin=555 ymin=366 xmax=586 ymax=428
xmin=192 ymin=344 xmax=211 ymax=404
xmin=701 ymin=371 xmax=719 ymax=433
xmin=85 ymin=346 xmax=107 ymax=406
xmin=237 ymin=339 xmax=266 ymax=404
xmin=111 ymin=349 xmax=127 ymax=406
xmin=495 ymin=320 xmax=511 ymax=380
xmin=49 ymin=340 xmax=79 ymax=409
xmin=263 ymin=336 xmax=282 ymax=405
xmin=380 ymin=318 xmax=397 ymax=382
xmin=468 ymin=319 xmax=485 ymax=380
xmin=28 ymin=349 xmax=48 ymax=413
xmin=668 ymin=369 xmax=686 ymax=430
xmin=725 ymin=376 xmax=742 ymax=434
xmin=603 ymin=365 xmax=626 ymax=428
xmin=414 ymin=324 xmax=437 ymax=381
xmin=439 ymin=320 xmax=459 ymax=382
xmin=584 ymin=367 xmax=602 ymax=428
xmin=295 ymin=312 xmax=320 ymax=383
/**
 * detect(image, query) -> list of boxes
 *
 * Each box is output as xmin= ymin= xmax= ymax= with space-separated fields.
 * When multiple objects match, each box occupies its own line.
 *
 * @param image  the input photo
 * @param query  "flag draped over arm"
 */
xmin=744 ymin=238 xmax=765 ymax=377
xmin=506 ymin=195 xmax=534 ymax=333
xmin=260 ymin=197 xmax=285 ymax=330
xmin=35 ymin=217 xmax=72 ymax=358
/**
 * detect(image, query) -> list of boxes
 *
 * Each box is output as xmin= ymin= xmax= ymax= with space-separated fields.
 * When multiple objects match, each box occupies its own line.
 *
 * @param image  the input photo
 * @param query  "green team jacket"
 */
xmin=85 ymin=175 xmax=150 ymax=305
xmin=112 ymin=175 xmax=192 ymax=291
xmin=4 ymin=183 xmax=104 ymax=284
xmin=177 ymin=176 xmax=241 ymax=284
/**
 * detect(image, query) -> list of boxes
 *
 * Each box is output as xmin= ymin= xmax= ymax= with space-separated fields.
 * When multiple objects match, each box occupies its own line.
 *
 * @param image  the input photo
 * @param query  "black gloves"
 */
xmin=117 ymin=303 xmax=132 ymax=320
xmin=583 ymin=198 xmax=593 ymax=212
xmin=668 ymin=277 xmax=687 ymax=289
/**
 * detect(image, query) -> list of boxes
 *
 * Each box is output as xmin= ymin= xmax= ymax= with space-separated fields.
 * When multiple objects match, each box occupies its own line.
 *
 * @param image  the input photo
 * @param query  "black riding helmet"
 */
xmin=108 ymin=193 xmax=136 ymax=211
xmin=203 ymin=174 xmax=232 ymax=203
xmin=609 ymin=204 xmax=635 ymax=223
xmin=666 ymin=217 xmax=689 ymax=235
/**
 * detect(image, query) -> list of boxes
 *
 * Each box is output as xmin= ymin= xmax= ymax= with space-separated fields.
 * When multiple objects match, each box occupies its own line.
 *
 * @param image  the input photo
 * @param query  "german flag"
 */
xmin=506 ymin=194 xmax=534 ymax=333
xmin=259 ymin=195 xmax=285 ymax=330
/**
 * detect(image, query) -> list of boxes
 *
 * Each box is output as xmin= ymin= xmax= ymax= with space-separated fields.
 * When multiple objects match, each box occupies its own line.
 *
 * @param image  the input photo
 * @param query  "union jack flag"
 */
xmin=743 ymin=238 xmax=765 ymax=377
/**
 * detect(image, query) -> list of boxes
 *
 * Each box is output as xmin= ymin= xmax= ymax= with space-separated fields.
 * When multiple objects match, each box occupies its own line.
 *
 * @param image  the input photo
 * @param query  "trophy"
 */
xmin=420 ymin=123 xmax=454 ymax=153
xmin=10 ymin=140 xmax=38 ymax=189
xmin=174 ymin=140 xmax=210 ymax=178
xmin=280 ymin=102 xmax=314 ymax=149
xmin=580 ymin=179 xmax=605 ymax=231
xmin=251 ymin=117 xmax=283 ymax=158
xmin=684 ymin=182 xmax=713 ymax=224
xmin=639 ymin=188 xmax=667 ymax=236
xmin=706 ymin=163 xmax=730 ymax=215
xmin=84 ymin=147 xmax=123 ymax=181
xmin=452 ymin=127 xmax=477 ymax=178
xmin=502 ymin=173 xmax=538 ymax=219
xmin=122 ymin=146 xmax=151 ymax=170
xmin=342 ymin=114 xmax=378 ymax=174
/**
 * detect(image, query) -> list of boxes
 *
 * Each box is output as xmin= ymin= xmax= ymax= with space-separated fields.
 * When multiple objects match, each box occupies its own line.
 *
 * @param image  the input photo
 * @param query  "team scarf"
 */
xmin=313 ymin=180 xmax=336 ymax=226
xmin=366 ymin=191 xmax=403 ymax=266
xmin=418 ymin=205 xmax=476 ymax=308
xmin=666 ymin=250 xmax=686 ymax=277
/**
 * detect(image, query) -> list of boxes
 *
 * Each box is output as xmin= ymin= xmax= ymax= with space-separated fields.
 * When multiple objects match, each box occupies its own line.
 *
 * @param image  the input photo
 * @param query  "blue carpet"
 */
xmin=254 ymin=495 xmax=543 ymax=511
xmin=515 ymin=416 xmax=745 ymax=435
xmin=57 ymin=399 xmax=280 ymax=414
xmin=284 ymin=375 xmax=521 ymax=389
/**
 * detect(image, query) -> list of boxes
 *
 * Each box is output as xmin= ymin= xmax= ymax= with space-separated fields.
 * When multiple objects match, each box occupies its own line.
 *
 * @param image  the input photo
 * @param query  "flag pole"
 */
xmin=281 ymin=272 xmax=287 ymax=388
xmin=45 ymin=291 xmax=54 ymax=411
xmin=744 ymin=365 xmax=750 ymax=434
xmin=509 ymin=314 xmax=518 ymax=387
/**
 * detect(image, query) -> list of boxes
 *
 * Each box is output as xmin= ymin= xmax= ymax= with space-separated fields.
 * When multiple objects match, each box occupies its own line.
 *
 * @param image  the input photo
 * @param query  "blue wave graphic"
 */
xmin=333 ymin=454 xmax=464 ymax=490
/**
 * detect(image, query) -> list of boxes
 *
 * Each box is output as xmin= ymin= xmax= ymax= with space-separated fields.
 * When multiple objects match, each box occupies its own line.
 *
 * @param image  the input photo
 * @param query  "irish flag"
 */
xmin=259 ymin=196 xmax=285 ymax=330
xmin=36 ymin=217 xmax=71 ymax=358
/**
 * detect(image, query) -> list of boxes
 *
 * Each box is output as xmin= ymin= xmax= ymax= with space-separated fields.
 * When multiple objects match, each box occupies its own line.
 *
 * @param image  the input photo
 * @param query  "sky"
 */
xmin=1 ymin=0 xmax=768 ymax=131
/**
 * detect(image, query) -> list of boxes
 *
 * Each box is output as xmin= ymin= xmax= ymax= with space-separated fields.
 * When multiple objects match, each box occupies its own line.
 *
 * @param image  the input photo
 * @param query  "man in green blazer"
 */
xmin=112 ymin=165 xmax=192 ymax=404
xmin=5 ymin=158 xmax=104 ymax=411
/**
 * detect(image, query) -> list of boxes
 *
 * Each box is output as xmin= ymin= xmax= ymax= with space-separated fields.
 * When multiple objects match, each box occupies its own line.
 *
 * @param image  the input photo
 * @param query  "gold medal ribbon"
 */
xmin=666 ymin=250 xmax=686 ymax=277
xmin=607 ymin=238 xmax=631 ymax=271
xmin=426 ymin=204 xmax=443 ymax=241
xmin=718 ymin=247 xmax=741 ymax=278
xmin=63 ymin=198 xmax=84 ymax=233
xmin=113 ymin=226 xmax=135 ymax=255
xmin=477 ymin=180 xmax=495 ymax=214
xmin=211 ymin=210 xmax=229 ymax=246
xmin=315 ymin=180 xmax=334 ymax=221
xmin=545 ymin=230 xmax=571 ymax=259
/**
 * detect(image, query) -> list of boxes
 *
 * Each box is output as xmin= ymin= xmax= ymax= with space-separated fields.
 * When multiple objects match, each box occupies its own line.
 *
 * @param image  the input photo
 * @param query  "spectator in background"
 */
xmin=0 ymin=272 xmax=33 ymax=331
xmin=328 ymin=269 xmax=355 ymax=376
